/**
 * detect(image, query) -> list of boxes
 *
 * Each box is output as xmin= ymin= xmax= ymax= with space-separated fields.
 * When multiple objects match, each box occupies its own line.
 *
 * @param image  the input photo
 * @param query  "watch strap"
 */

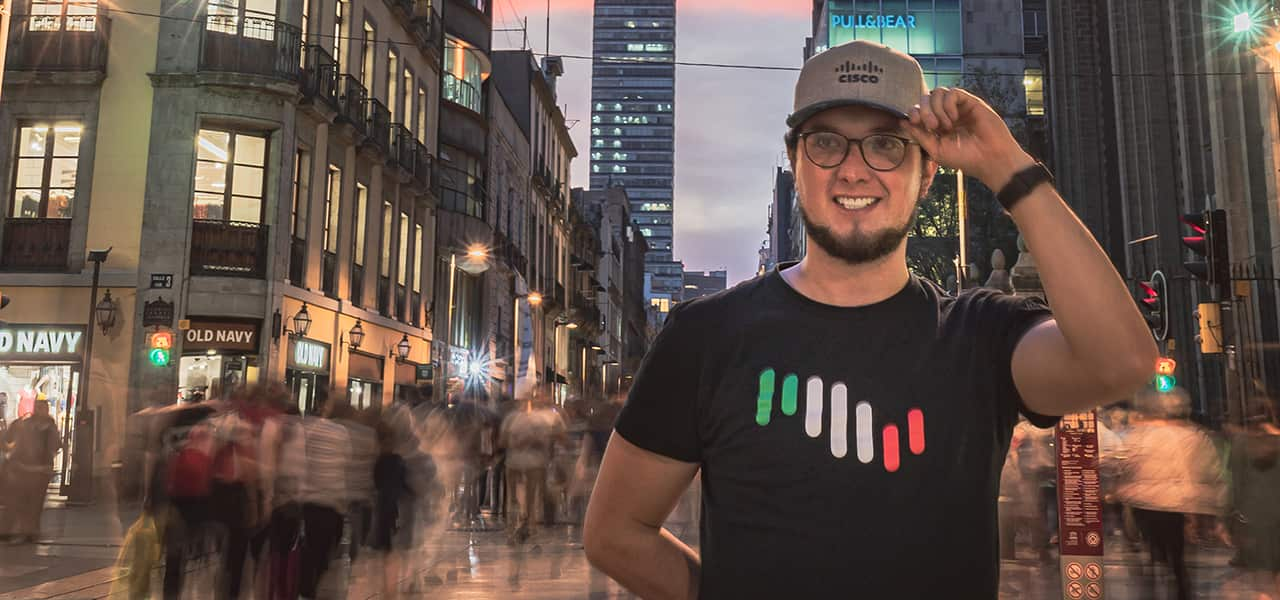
xmin=996 ymin=162 xmax=1054 ymax=212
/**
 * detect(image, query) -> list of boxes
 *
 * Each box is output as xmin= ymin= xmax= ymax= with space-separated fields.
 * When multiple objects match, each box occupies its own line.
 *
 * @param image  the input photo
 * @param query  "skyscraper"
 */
xmin=589 ymin=0 xmax=682 ymax=310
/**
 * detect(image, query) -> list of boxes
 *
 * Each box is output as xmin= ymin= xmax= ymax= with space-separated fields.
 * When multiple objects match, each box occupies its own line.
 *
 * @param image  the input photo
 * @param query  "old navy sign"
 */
xmin=832 ymin=14 xmax=917 ymax=29
xmin=289 ymin=338 xmax=330 ymax=373
xmin=183 ymin=319 xmax=259 ymax=353
xmin=0 ymin=325 xmax=86 ymax=362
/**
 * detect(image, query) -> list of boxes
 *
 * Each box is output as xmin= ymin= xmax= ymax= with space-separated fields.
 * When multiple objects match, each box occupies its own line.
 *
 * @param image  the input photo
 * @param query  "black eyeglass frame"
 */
xmin=796 ymin=131 xmax=920 ymax=172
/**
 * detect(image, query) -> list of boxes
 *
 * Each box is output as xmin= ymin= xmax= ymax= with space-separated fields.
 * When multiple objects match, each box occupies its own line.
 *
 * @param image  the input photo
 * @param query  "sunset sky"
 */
xmin=498 ymin=0 xmax=813 ymax=285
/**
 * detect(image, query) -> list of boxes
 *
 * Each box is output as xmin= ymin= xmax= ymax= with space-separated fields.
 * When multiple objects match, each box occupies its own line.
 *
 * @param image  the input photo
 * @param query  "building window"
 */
xmin=193 ymin=129 xmax=267 ymax=222
xmin=11 ymin=123 xmax=81 ymax=219
xmin=417 ymin=86 xmax=428 ymax=143
xmin=332 ymin=0 xmax=346 ymax=70
xmin=402 ymin=69 xmax=413 ymax=126
xmin=1024 ymin=69 xmax=1045 ymax=116
xmin=1024 ymin=10 xmax=1046 ymax=38
xmin=323 ymin=165 xmax=341 ymax=252
xmin=354 ymin=183 xmax=368 ymax=265
xmin=443 ymin=36 xmax=485 ymax=113
xmin=360 ymin=21 xmax=375 ymax=94
xmin=290 ymin=148 xmax=310 ymax=238
xmin=413 ymin=223 xmax=423 ymax=293
xmin=380 ymin=200 xmax=393 ymax=277
xmin=387 ymin=49 xmax=398 ymax=107
xmin=439 ymin=145 xmax=485 ymax=219
xmin=397 ymin=211 xmax=410 ymax=286
xmin=207 ymin=0 xmax=277 ymax=40
xmin=28 ymin=0 xmax=98 ymax=31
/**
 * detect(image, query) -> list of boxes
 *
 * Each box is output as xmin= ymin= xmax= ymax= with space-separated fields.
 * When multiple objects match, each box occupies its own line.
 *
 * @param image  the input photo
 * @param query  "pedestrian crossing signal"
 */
xmin=148 ymin=331 xmax=173 ymax=366
xmin=1154 ymin=357 xmax=1177 ymax=392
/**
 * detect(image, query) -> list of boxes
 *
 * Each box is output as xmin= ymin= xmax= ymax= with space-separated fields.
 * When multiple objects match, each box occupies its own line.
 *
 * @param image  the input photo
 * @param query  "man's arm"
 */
xmin=907 ymin=88 xmax=1158 ymax=415
xmin=583 ymin=432 xmax=701 ymax=600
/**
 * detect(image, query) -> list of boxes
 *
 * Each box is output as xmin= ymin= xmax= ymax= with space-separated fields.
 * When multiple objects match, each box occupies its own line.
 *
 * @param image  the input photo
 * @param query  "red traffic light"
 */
xmin=1180 ymin=213 xmax=1208 ymax=255
xmin=1156 ymin=357 xmax=1176 ymax=376
xmin=149 ymin=331 xmax=174 ymax=350
xmin=1138 ymin=281 xmax=1160 ymax=308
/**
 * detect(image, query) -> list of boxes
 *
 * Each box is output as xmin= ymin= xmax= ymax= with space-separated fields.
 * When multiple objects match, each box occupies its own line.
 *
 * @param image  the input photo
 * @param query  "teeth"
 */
xmin=835 ymin=196 xmax=878 ymax=210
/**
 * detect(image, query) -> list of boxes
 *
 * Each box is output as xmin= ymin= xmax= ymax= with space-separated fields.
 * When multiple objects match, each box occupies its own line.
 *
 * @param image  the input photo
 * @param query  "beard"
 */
xmin=800 ymin=202 xmax=916 ymax=266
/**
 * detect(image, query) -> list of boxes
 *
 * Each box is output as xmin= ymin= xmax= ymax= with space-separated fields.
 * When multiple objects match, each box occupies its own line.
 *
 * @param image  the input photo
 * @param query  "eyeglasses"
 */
xmin=797 ymin=131 xmax=917 ymax=171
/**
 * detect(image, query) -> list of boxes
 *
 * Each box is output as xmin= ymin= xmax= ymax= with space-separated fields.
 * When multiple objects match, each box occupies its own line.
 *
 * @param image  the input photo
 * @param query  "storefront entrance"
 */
xmin=0 ymin=324 xmax=88 ymax=495
xmin=347 ymin=351 xmax=384 ymax=411
xmin=178 ymin=319 xmax=262 ymax=402
xmin=286 ymin=337 xmax=331 ymax=415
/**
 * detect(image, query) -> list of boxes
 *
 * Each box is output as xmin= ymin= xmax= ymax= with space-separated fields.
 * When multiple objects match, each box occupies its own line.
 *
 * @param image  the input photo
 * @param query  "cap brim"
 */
xmin=786 ymin=99 xmax=910 ymax=129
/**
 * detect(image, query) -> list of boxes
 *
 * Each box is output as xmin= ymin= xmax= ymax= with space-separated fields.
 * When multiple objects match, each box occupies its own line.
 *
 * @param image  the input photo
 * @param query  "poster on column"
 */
xmin=1056 ymin=410 xmax=1104 ymax=599
xmin=514 ymin=293 xmax=536 ymax=397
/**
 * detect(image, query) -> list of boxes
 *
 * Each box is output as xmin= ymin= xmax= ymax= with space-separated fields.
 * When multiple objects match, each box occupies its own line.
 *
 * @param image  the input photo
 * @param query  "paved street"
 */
xmin=2 ymin=498 xmax=1279 ymax=599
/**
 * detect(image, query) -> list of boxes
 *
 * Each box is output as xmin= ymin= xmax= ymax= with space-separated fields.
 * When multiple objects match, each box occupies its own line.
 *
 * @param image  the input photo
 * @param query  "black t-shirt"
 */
xmin=615 ymin=265 xmax=1057 ymax=599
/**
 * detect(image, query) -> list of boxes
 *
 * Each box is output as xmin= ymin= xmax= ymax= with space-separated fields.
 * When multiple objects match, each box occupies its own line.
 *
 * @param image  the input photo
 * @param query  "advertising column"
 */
xmin=1056 ymin=410 xmax=1105 ymax=600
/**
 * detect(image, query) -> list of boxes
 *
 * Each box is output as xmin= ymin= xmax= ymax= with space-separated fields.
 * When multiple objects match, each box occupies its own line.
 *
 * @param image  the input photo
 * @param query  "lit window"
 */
xmin=323 ymin=165 xmax=341 ymax=252
xmin=193 ymin=128 xmax=267 ymax=223
xmin=28 ymin=0 xmax=98 ymax=31
xmin=12 ymin=123 xmax=81 ymax=219
xmin=1023 ymin=69 xmax=1045 ymax=116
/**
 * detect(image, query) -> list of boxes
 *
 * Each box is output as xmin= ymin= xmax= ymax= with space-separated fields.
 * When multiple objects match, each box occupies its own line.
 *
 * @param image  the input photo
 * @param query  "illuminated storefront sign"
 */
xmin=288 ymin=338 xmax=330 ymax=372
xmin=832 ymin=14 xmax=917 ymax=29
xmin=0 ymin=325 xmax=86 ymax=362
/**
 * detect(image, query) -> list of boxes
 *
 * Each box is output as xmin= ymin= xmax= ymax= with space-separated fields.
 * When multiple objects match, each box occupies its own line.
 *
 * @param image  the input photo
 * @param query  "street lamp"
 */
xmin=292 ymin=303 xmax=312 ymax=337
xmin=95 ymin=290 xmax=117 ymax=335
xmin=396 ymin=333 xmax=411 ymax=360
xmin=347 ymin=319 xmax=365 ymax=350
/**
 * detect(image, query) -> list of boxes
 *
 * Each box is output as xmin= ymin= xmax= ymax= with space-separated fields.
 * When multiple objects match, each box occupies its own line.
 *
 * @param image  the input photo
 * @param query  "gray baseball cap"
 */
xmin=787 ymin=40 xmax=929 ymax=128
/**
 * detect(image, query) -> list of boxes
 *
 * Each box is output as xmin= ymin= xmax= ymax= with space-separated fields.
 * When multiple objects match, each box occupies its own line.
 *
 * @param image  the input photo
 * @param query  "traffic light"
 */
xmin=1181 ymin=209 xmax=1230 ymax=300
xmin=148 ymin=331 xmax=173 ymax=366
xmin=1136 ymin=271 xmax=1168 ymax=340
xmin=1154 ymin=357 xmax=1177 ymax=393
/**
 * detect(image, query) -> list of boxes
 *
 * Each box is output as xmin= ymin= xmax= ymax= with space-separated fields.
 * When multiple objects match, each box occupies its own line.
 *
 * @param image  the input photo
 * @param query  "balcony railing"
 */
xmin=442 ymin=72 xmax=480 ymax=113
xmin=336 ymin=75 xmax=368 ymax=136
xmin=198 ymin=18 xmax=301 ymax=81
xmin=190 ymin=219 xmax=268 ymax=278
xmin=364 ymin=98 xmax=391 ymax=154
xmin=301 ymin=45 xmax=339 ymax=109
xmin=288 ymin=235 xmax=306 ymax=285
xmin=351 ymin=263 xmax=365 ymax=307
xmin=6 ymin=12 xmax=110 ymax=71
xmin=412 ymin=140 xmax=435 ymax=189
xmin=1 ymin=219 xmax=70 ymax=271
xmin=390 ymin=125 xmax=416 ymax=174
xmin=321 ymin=250 xmax=337 ymax=298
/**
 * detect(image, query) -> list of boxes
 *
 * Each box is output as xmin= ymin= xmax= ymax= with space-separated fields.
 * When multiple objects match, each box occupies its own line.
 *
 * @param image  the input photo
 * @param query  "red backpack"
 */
xmin=166 ymin=419 xmax=217 ymax=498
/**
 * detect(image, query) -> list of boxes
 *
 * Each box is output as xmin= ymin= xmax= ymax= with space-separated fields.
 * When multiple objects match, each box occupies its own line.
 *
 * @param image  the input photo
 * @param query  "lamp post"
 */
xmin=70 ymin=247 xmax=110 ymax=503
xmin=438 ymin=246 xmax=488 ymax=404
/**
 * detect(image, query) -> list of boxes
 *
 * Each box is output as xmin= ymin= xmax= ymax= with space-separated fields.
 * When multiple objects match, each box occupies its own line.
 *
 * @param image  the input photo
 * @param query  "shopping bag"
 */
xmin=109 ymin=513 xmax=164 ymax=600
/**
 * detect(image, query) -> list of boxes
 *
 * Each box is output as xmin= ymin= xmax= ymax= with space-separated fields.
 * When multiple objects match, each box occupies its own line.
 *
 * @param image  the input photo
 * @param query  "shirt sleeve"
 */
xmin=963 ymin=289 xmax=1058 ymax=429
xmin=614 ymin=301 xmax=704 ymax=463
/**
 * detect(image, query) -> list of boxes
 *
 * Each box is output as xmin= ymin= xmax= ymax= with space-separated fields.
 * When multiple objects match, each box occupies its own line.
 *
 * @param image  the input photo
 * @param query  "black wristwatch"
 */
xmin=996 ymin=162 xmax=1054 ymax=212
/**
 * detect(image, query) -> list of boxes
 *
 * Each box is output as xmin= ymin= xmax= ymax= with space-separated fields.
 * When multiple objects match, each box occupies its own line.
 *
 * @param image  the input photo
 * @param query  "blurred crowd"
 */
xmin=101 ymin=380 xmax=622 ymax=600
xmin=999 ymin=386 xmax=1280 ymax=599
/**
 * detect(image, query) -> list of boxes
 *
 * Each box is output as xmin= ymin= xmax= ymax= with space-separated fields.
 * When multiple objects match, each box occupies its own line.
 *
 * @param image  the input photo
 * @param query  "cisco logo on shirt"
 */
xmin=755 ymin=367 xmax=925 ymax=472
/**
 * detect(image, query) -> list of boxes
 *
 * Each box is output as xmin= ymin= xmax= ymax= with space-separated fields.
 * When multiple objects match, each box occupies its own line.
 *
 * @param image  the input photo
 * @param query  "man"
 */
xmin=0 ymin=399 xmax=62 ymax=543
xmin=583 ymin=40 xmax=1157 ymax=598
xmin=500 ymin=386 xmax=566 ymax=543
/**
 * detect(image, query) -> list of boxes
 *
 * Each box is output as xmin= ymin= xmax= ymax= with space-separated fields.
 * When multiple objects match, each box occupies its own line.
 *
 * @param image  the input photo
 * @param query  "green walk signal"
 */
xmin=149 ymin=348 xmax=171 ymax=366
xmin=1155 ymin=374 xmax=1177 ymax=393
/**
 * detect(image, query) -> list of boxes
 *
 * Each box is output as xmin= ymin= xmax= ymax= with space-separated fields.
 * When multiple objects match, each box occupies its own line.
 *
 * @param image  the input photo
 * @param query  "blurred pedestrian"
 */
xmin=1114 ymin=388 xmax=1228 ymax=600
xmin=1226 ymin=420 xmax=1280 ymax=595
xmin=584 ymin=39 xmax=1157 ymax=598
xmin=0 ymin=399 xmax=61 ymax=543
xmin=500 ymin=385 xmax=565 ymax=544
xmin=295 ymin=395 xmax=351 ymax=600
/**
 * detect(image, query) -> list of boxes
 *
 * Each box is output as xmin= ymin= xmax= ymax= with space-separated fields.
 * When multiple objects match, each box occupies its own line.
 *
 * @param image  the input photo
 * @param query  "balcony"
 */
xmin=288 ymin=235 xmax=306 ymax=285
xmin=6 ymin=12 xmax=110 ymax=72
xmin=364 ymin=98 xmax=391 ymax=155
xmin=412 ymin=141 xmax=435 ymax=189
xmin=189 ymin=219 xmax=268 ymax=278
xmin=301 ymin=45 xmax=339 ymax=110
xmin=336 ymin=75 xmax=368 ymax=136
xmin=410 ymin=9 xmax=443 ymax=58
xmin=390 ymin=125 xmax=416 ymax=174
xmin=321 ymin=250 xmax=337 ymax=298
xmin=1 ymin=219 xmax=70 ymax=271
xmin=198 ymin=18 xmax=301 ymax=81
